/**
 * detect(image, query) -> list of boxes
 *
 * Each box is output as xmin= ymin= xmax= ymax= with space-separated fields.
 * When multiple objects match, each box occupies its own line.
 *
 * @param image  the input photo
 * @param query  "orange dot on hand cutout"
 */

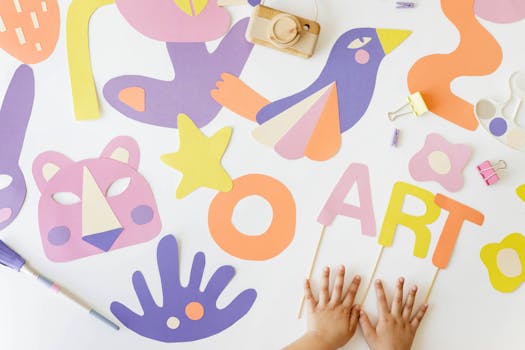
xmin=208 ymin=174 xmax=296 ymax=261
xmin=185 ymin=302 xmax=204 ymax=321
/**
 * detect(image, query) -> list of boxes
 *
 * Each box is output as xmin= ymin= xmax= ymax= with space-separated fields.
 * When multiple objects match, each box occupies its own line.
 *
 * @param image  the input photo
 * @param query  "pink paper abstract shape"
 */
xmin=115 ymin=0 xmax=230 ymax=42
xmin=275 ymin=84 xmax=335 ymax=160
xmin=475 ymin=0 xmax=525 ymax=24
xmin=317 ymin=163 xmax=376 ymax=236
xmin=409 ymin=133 xmax=472 ymax=193
xmin=32 ymin=136 xmax=162 ymax=262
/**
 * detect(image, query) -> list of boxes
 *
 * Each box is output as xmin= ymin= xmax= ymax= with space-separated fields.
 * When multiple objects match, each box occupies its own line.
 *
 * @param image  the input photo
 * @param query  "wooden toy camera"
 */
xmin=246 ymin=4 xmax=320 ymax=59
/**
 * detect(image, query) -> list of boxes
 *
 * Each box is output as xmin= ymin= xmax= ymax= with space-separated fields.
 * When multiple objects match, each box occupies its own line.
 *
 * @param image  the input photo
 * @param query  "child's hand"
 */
xmin=359 ymin=278 xmax=428 ymax=350
xmin=284 ymin=265 xmax=362 ymax=350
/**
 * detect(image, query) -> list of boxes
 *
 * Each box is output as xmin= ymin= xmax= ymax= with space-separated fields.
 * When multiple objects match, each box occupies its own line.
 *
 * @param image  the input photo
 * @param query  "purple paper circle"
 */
xmin=489 ymin=117 xmax=508 ymax=136
xmin=131 ymin=205 xmax=154 ymax=225
xmin=48 ymin=226 xmax=71 ymax=246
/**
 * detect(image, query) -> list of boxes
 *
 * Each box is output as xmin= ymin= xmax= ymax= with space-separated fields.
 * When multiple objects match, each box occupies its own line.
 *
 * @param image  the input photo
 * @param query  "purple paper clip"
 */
xmin=396 ymin=2 xmax=415 ymax=8
xmin=391 ymin=129 xmax=400 ymax=147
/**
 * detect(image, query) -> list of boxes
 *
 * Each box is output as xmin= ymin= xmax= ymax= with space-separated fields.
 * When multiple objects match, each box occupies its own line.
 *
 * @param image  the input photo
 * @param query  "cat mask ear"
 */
xmin=101 ymin=136 xmax=140 ymax=169
xmin=32 ymin=152 xmax=74 ymax=193
xmin=0 ymin=65 xmax=34 ymax=163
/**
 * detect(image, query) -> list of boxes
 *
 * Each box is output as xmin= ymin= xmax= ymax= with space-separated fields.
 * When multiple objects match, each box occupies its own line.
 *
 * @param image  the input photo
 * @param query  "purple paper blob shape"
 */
xmin=103 ymin=18 xmax=254 ymax=129
xmin=111 ymin=235 xmax=257 ymax=342
xmin=47 ymin=226 xmax=71 ymax=246
xmin=489 ymin=117 xmax=508 ymax=136
xmin=131 ymin=205 xmax=154 ymax=225
xmin=0 ymin=64 xmax=34 ymax=231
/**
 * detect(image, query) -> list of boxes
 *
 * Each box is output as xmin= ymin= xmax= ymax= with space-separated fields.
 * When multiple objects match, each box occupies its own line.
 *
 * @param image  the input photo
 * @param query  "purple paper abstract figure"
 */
xmin=0 ymin=65 xmax=34 ymax=230
xmin=103 ymin=18 xmax=254 ymax=129
xmin=213 ymin=28 xmax=411 ymax=161
xmin=111 ymin=235 xmax=257 ymax=342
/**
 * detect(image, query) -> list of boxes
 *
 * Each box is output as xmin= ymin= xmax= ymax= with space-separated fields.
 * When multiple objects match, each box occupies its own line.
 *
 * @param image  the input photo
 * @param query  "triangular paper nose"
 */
xmin=82 ymin=228 xmax=123 ymax=252
xmin=376 ymin=29 xmax=411 ymax=55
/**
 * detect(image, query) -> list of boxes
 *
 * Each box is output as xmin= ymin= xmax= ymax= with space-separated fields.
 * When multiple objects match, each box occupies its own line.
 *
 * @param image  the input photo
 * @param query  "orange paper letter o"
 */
xmin=208 ymin=174 xmax=296 ymax=260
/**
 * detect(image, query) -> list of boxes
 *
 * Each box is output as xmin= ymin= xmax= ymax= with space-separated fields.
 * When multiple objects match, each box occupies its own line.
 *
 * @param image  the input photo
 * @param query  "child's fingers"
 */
xmin=410 ymin=303 xmax=429 ymax=330
xmin=342 ymin=275 xmax=361 ymax=308
xmin=359 ymin=310 xmax=377 ymax=344
xmin=319 ymin=266 xmax=330 ymax=306
xmin=402 ymin=285 xmax=418 ymax=320
xmin=374 ymin=279 xmax=390 ymax=318
xmin=348 ymin=305 xmax=361 ymax=332
xmin=391 ymin=277 xmax=405 ymax=317
xmin=329 ymin=265 xmax=345 ymax=306
xmin=304 ymin=278 xmax=317 ymax=312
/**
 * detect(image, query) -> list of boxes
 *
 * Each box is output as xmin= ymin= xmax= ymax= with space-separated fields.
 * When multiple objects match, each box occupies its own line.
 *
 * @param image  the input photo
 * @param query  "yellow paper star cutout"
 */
xmin=161 ymin=114 xmax=233 ymax=198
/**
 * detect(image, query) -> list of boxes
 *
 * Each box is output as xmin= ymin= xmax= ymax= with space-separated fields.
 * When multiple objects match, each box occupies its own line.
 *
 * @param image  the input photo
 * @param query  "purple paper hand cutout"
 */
xmin=111 ymin=235 xmax=257 ymax=342
xmin=103 ymin=18 xmax=254 ymax=129
xmin=0 ymin=65 xmax=34 ymax=230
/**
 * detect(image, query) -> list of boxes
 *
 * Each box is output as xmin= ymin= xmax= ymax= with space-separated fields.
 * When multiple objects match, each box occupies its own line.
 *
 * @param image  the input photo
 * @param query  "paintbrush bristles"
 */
xmin=0 ymin=240 xmax=25 ymax=271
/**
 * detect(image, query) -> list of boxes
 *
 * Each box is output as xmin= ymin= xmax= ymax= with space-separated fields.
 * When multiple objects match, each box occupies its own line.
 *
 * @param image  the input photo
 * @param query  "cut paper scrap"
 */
xmin=475 ymin=71 xmax=525 ymax=152
xmin=208 ymin=174 xmax=296 ymax=260
xmin=481 ymin=233 xmax=525 ymax=293
xmin=66 ymin=0 xmax=114 ymax=121
xmin=213 ymin=27 xmax=411 ymax=161
xmin=0 ymin=0 xmax=60 ymax=64
xmin=407 ymin=0 xmax=502 ymax=131
xmin=517 ymin=183 xmax=525 ymax=203
xmin=409 ymin=133 xmax=472 ymax=192
xmin=104 ymin=18 xmax=254 ymax=128
xmin=474 ymin=0 xmax=525 ymax=24
xmin=0 ymin=65 xmax=34 ymax=231
xmin=115 ymin=0 xmax=230 ymax=42
xmin=161 ymin=114 xmax=233 ymax=199
xmin=32 ymin=136 xmax=161 ymax=262
xmin=111 ymin=235 xmax=257 ymax=342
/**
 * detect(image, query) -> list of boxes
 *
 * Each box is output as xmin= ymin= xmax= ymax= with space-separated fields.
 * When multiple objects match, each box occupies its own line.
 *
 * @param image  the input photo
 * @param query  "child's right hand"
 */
xmin=359 ymin=278 xmax=428 ymax=350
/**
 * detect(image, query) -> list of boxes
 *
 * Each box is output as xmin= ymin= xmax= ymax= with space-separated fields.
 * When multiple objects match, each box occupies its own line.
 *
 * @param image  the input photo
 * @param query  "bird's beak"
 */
xmin=376 ymin=29 xmax=412 ymax=55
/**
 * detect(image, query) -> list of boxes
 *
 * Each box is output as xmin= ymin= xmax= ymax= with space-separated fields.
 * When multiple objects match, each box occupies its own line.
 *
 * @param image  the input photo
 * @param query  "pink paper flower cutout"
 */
xmin=409 ymin=133 xmax=472 ymax=192
xmin=115 ymin=0 xmax=230 ymax=42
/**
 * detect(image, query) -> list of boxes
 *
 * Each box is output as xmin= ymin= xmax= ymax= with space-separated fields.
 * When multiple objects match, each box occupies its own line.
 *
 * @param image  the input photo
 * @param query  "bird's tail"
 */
xmin=212 ymin=73 xmax=269 ymax=122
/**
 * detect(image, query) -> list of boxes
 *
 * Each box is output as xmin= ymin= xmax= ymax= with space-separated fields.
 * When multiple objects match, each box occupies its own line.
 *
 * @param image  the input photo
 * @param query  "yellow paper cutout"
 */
xmin=378 ymin=182 xmax=441 ymax=258
xmin=161 ymin=114 xmax=233 ymax=199
xmin=516 ymin=184 xmax=525 ymax=202
xmin=67 ymin=0 xmax=115 ymax=121
xmin=376 ymin=29 xmax=412 ymax=55
xmin=81 ymin=167 xmax=122 ymax=236
xmin=481 ymin=233 xmax=525 ymax=293
xmin=174 ymin=0 xmax=208 ymax=16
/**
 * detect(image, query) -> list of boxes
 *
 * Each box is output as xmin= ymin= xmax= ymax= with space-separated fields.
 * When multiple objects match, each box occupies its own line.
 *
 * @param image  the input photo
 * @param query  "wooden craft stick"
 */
xmin=297 ymin=225 xmax=327 ymax=319
xmin=424 ymin=268 xmax=440 ymax=304
xmin=359 ymin=246 xmax=385 ymax=306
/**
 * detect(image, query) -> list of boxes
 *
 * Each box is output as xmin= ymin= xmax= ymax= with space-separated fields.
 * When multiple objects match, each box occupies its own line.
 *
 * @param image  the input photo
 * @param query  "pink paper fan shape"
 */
xmin=475 ymin=0 xmax=525 ymax=24
xmin=115 ymin=0 xmax=230 ymax=42
xmin=409 ymin=133 xmax=472 ymax=192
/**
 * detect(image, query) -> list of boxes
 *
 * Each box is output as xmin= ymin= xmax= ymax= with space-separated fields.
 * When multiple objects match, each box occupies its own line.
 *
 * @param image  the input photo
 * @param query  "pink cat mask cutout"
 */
xmin=32 ymin=136 xmax=161 ymax=262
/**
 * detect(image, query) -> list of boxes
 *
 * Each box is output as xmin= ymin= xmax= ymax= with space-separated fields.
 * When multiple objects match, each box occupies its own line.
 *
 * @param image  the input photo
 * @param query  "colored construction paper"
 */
xmin=317 ymin=163 xmax=376 ymax=236
xmin=0 ymin=0 xmax=60 ymax=64
xmin=409 ymin=133 xmax=472 ymax=192
xmin=111 ymin=235 xmax=257 ymax=342
xmin=475 ymin=71 xmax=525 ymax=152
xmin=66 ymin=0 xmax=114 ymax=121
xmin=208 ymin=174 xmax=296 ymax=261
xmin=161 ymin=114 xmax=233 ymax=199
xmin=481 ymin=233 xmax=525 ymax=293
xmin=378 ymin=182 xmax=441 ymax=259
xmin=213 ymin=27 xmax=410 ymax=161
xmin=0 ymin=65 xmax=34 ymax=231
xmin=407 ymin=0 xmax=502 ymax=131
xmin=32 ymin=136 xmax=161 ymax=262
xmin=104 ymin=18 xmax=253 ymax=129
xmin=475 ymin=0 xmax=525 ymax=24
xmin=517 ymin=184 xmax=525 ymax=202
xmin=433 ymin=194 xmax=484 ymax=269
xmin=115 ymin=0 xmax=230 ymax=42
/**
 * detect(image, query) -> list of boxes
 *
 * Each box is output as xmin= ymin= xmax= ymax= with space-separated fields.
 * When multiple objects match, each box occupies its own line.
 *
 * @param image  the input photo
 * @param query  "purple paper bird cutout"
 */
xmin=110 ymin=235 xmax=257 ymax=342
xmin=103 ymin=18 xmax=254 ymax=129
xmin=0 ymin=64 xmax=34 ymax=230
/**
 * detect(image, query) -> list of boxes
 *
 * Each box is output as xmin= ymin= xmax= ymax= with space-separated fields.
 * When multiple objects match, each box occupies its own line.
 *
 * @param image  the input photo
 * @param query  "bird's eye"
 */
xmin=348 ymin=37 xmax=372 ymax=49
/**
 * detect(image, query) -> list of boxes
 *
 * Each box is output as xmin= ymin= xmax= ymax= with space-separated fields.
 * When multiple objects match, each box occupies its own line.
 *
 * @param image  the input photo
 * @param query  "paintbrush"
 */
xmin=0 ymin=239 xmax=119 ymax=330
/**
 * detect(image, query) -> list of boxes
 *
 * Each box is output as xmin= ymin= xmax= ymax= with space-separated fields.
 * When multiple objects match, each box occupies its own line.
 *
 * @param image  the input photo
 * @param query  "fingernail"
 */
xmin=375 ymin=279 xmax=381 ymax=285
xmin=355 ymin=275 xmax=361 ymax=281
xmin=324 ymin=266 xmax=329 ymax=272
xmin=355 ymin=305 xmax=361 ymax=311
xmin=399 ymin=277 xmax=405 ymax=283
xmin=412 ymin=285 xmax=418 ymax=291
xmin=360 ymin=310 xmax=365 ymax=315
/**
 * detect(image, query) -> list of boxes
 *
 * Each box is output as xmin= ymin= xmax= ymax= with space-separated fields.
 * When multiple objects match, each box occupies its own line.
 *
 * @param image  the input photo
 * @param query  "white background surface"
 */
xmin=1 ymin=0 xmax=525 ymax=349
